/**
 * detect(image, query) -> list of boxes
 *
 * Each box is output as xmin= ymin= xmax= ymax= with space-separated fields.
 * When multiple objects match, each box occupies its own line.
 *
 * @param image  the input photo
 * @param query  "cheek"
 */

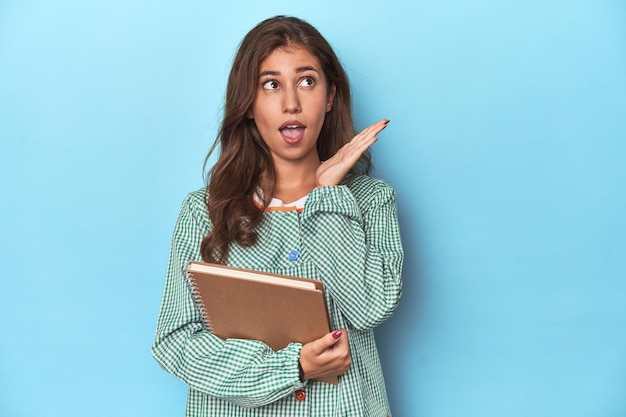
xmin=309 ymin=95 xmax=331 ymax=118
xmin=249 ymin=95 xmax=270 ymax=120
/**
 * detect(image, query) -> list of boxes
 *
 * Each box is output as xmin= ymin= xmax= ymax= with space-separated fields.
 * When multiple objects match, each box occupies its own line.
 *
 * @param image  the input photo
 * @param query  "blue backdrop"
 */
xmin=1 ymin=1 xmax=625 ymax=416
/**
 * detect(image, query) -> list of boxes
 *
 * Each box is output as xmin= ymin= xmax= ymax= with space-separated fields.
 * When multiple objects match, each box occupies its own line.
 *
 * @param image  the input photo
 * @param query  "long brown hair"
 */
xmin=201 ymin=15 xmax=372 ymax=264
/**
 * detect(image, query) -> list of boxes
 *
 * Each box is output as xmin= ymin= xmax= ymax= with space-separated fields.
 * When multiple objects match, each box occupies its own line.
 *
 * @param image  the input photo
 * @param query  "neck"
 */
xmin=271 ymin=155 xmax=320 ymax=203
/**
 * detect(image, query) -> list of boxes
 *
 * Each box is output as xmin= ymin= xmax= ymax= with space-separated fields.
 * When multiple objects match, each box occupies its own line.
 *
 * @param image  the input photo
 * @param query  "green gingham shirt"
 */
xmin=152 ymin=174 xmax=404 ymax=416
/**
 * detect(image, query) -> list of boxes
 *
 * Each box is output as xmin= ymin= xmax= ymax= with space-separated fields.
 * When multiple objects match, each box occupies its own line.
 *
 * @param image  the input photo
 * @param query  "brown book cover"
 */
xmin=186 ymin=261 xmax=337 ymax=384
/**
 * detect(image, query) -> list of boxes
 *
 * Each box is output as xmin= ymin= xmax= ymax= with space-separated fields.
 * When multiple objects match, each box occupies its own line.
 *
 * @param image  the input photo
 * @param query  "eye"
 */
xmin=262 ymin=80 xmax=279 ymax=90
xmin=299 ymin=76 xmax=315 ymax=88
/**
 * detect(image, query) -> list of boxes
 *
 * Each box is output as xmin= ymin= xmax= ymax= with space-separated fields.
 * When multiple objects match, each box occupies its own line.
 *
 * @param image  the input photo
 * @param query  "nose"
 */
xmin=282 ymin=86 xmax=301 ymax=114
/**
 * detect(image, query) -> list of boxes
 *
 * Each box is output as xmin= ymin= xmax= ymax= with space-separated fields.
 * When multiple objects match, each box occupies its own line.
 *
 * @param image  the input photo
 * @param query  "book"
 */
xmin=186 ymin=261 xmax=337 ymax=384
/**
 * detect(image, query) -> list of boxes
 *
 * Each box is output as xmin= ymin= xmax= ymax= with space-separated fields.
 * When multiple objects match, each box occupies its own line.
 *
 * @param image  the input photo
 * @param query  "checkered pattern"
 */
xmin=152 ymin=175 xmax=404 ymax=416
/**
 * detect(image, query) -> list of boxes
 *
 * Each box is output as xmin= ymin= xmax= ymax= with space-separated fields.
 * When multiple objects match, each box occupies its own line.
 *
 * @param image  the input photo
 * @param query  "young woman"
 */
xmin=152 ymin=15 xmax=404 ymax=417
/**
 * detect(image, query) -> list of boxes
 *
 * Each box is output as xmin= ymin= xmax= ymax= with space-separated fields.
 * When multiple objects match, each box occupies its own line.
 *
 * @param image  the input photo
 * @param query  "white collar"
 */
xmin=267 ymin=194 xmax=308 ymax=209
xmin=253 ymin=190 xmax=309 ymax=210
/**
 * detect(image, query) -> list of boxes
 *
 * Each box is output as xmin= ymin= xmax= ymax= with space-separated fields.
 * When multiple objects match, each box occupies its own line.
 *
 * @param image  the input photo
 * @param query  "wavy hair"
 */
xmin=201 ymin=15 xmax=372 ymax=264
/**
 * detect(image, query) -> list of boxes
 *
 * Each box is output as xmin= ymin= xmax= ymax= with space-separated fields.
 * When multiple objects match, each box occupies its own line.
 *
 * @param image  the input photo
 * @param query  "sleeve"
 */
xmin=151 ymin=193 xmax=306 ymax=409
xmin=301 ymin=179 xmax=404 ymax=330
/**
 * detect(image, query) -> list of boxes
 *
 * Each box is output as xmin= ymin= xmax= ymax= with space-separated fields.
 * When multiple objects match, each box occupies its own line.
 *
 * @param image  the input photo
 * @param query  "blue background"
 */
xmin=1 ymin=1 xmax=625 ymax=416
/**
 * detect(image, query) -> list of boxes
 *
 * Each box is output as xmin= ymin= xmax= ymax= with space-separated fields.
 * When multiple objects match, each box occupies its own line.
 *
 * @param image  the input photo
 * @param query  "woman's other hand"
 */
xmin=316 ymin=119 xmax=389 ymax=187
xmin=299 ymin=329 xmax=351 ymax=380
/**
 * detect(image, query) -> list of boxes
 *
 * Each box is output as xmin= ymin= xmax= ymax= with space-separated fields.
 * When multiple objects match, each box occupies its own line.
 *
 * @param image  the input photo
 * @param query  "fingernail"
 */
xmin=332 ymin=331 xmax=342 ymax=340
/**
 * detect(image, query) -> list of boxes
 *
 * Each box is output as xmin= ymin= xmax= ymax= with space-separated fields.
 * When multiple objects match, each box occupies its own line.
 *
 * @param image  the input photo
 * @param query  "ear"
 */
xmin=246 ymin=108 xmax=254 ymax=119
xmin=326 ymin=84 xmax=336 ymax=113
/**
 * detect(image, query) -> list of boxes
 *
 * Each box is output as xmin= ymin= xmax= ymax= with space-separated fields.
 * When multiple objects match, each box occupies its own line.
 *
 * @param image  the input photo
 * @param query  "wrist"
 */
xmin=298 ymin=360 xmax=305 ymax=382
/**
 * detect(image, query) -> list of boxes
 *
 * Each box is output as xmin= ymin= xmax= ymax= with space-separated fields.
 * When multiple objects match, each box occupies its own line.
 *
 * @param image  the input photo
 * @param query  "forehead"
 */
xmin=259 ymin=46 xmax=322 ymax=72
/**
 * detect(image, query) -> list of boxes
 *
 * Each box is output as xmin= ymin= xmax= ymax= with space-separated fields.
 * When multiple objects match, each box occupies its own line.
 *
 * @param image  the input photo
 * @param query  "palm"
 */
xmin=316 ymin=119 xmax=389 ymax=187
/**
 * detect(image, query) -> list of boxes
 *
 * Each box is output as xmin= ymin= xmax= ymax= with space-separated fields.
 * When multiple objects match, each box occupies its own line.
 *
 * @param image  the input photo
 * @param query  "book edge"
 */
xmin=187 ymin=263 xmax=317 ymax=291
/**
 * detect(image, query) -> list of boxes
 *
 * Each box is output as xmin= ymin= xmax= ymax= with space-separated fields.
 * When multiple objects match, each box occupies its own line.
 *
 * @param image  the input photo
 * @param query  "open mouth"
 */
xmin=279 ymin=122 xmax=305 ymax=143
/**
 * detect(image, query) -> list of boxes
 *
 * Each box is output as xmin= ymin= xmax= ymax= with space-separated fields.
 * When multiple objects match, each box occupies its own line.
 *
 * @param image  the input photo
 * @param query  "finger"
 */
xmin=335 ymin=120 xmax=388 ymax=160
xmin=350 ymin=119 xmax=389 ymax=146
xmin=346 ymin=129 xmax=382 ymax=156
xmin=331 ymin=137 xmax=377 ymax=168
xmin=312 ymin=330 xmax=343 ymax=354
xmin=360 ymin=119 xmax=389 ymax=136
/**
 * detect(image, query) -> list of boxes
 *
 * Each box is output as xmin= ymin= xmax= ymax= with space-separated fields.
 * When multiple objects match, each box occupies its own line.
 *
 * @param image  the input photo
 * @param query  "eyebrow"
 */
xmin=259 ymin=66 xmax=320 ymax=78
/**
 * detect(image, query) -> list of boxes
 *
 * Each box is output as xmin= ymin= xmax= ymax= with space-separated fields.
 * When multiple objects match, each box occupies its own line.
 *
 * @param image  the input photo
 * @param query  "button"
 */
xmin=288 ymin=250 xmax=299 ymax=261
xmin=295 ymin=389 xmax=306 ymax=401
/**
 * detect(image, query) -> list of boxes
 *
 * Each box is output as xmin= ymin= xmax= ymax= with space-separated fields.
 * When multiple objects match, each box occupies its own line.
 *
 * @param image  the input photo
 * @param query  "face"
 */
xmin=248 ymin=46 xmax=336 ymax=167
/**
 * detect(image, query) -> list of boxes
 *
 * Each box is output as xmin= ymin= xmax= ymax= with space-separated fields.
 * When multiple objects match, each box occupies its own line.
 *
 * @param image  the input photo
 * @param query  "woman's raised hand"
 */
xmin=316 ymin=119 xmax=389 ymax=187
xmin=299 ymin=329 xmax=351 ymax=380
